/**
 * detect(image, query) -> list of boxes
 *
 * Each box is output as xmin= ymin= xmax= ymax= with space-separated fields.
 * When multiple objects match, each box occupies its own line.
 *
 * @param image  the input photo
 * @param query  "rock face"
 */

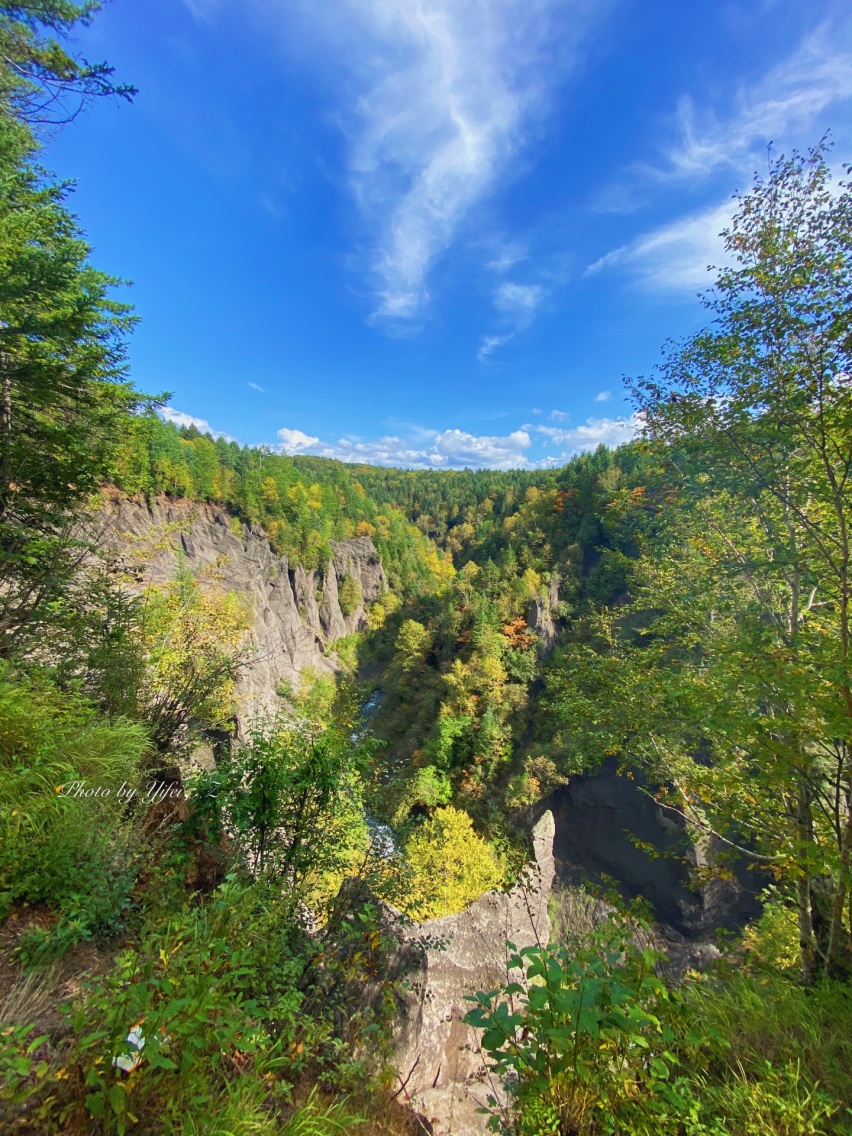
xmin=391 ymin=812 xmax=556 ymax=1136
xmin=97 ymin=495 xmax=388 ymax=719
xmin=526 ymin=570 xmax=560 ymax=654
xmin=531 ymin=757 xmax=762 ymax=951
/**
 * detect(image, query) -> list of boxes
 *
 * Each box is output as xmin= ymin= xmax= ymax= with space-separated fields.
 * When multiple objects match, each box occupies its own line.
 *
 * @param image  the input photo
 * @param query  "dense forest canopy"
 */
xmin=0 ymin=3 xmax=851 ymax=1134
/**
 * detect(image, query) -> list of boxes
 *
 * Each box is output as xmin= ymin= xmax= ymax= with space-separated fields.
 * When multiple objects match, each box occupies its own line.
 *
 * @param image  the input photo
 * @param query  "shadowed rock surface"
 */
xmin=390 ymin=811 xmax=555 ymax=1136
xmin=98 ymin=495 xmax=387 ymax=719
xmin=531 ymin=757 xmax=762 ymax=943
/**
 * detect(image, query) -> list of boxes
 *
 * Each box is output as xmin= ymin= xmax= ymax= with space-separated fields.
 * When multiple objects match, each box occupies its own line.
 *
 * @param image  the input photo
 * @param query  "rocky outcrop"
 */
xmin=391 ymin=812 xmax=555 ymax=1136
xmin=526 ymin=570 xmax=560 ymax=653
xmin=97 ymin=495 xmax=387 ymax=719
xmin=531 ymin=757 xmax=762 ymax=961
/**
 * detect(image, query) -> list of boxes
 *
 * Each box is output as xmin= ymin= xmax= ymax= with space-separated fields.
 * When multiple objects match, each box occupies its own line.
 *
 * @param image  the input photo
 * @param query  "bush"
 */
xmin=338 ymin=574 xmax=363 ymax=618
xmin=0 ymin=669 xmax=147 ymax=954
xmin=401 ymin=805 xmax=503 ymax=920
xmin=465 ymin=917 xmax=675 ymax=1136
xmin=190 ymin=719 xmax=368 ymax=902
xmin=464 ymin=917 xmax=852 ymax=1136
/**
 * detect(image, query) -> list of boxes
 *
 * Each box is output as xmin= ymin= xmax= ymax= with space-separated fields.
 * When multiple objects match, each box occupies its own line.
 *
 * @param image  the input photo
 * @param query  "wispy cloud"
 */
xmin=478 ymin=278 xmax=549 ymax=358
xmin=159 ymin=407 xmax=236 ymax=442
xmin=589 ymin=19 xmax=852 ymax=289
xmin=293 ymin=0 xmax=607 ymax=324
xmin=594 ymin=389 xmax=612 ymax=402
xmin=247 ymin=382 xmax=266 ymax=392
xmin=494 ymin=281 xmax=546 ymax=317
xmin=181 ymin=0 xmax=222 ymax=20
xmin=586 ymin=198 xmax=733 ymax=292
xmin=477 ymin=333 xmax=515 ymax=361
xmin=663 ymin=25 xmax=852 ymax=184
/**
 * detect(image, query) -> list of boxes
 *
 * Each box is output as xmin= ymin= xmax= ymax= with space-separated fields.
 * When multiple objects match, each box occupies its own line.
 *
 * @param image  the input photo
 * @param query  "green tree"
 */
xmin=136 ymin=568 xmax=250 ymax=755
xmin=0 ymin=1 xmax=135 ymax=126
xmin=552 ymin=143 xmax=852 ymax=982
xmin=0 ymin=112 xmax=145 ymax=654
xmin=199 ymin=720 xmax=367 ymax=898
xmin=635 ymin=144 xmax=852 ymax=980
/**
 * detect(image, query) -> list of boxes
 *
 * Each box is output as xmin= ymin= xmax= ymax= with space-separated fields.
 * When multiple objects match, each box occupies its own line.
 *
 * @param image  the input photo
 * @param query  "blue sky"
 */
xmin=47 ymin=0 xmax=852 ymax=469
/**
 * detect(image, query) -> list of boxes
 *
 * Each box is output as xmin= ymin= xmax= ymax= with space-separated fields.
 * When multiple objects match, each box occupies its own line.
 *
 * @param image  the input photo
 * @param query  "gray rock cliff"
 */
xmin=97 ymin=495 xmax=388 ymax=719
xmin=390 ymin=811 xmax=556 ymax=1136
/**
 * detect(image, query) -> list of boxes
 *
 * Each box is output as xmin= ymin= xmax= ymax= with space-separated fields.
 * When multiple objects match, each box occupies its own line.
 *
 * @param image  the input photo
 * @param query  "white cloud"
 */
xmin=159 ymin=407 xmax=235 ymax=442
xmin=594 ymin=390 xmax=612 ymax=402
xmin=494 ymin=281 xmax=546 ymax=318
xmin=586 ymin=198 xmax=733 ymax=292
xmin=537 ymin=413 xmax=640 ymax=451
xmin=477 ymin=333 xmax=515 ymax=361
xmin=277 ymin=427 xmax=321 ymax=453
xmin=277 ymin=422 xmax=536 ymax=469
xmin=479 ymin=277 xmax=550 ymax=358
xmin=286 ymin=0 xmax=605 ymax=323
xmin=664 ymin=26 xmax=852 ymax=184
xmin=247 ymin=381 xmax=266 ymax=392
xmin=589 ymin=20 xmax=852 ymax=289
xmin=275 ymin=414 xmax=640 ymax=469
xmin=548 ymin=409 xmax=569 ymax=421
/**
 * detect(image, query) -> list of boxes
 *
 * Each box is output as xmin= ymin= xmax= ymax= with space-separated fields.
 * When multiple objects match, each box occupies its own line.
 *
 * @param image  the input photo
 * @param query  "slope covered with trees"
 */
xmin=0 ymin=6 xmax=851 ymax=1135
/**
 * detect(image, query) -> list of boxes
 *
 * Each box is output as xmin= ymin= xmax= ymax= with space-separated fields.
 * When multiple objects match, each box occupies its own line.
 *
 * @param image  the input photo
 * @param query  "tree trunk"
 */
xmin=795 ymin=782 xmax=819 ymax=985
xmin=0 ymin=350 xmax=11 ymax=521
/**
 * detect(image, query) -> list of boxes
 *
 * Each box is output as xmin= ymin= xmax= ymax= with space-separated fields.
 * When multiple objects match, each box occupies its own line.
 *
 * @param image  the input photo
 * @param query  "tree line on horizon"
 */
xmin=0 ymin=4 xmax=851 ymax=1134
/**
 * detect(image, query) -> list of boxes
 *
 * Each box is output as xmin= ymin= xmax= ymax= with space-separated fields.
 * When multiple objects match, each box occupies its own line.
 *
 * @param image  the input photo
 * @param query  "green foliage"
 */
xmin=191 ymin=719 xmax=368 ymax=898
xmin=0 ymin=667 xmax=147 ymax=955
xmin=401 ymin=805 xmax=503 ymax=920
xmin=741 ymin=889 xmax=802 ymax=975
xmin=0 ymin=1 xmax=136 ymax=125
xmin=135 ymin=566 xmax=251 ymax=753
xmin=337 ymin=573 xmax=362 ymax=617
xmin=394 ymin=618 xmax=431 ymax=672
xmin=0 ymin=109 xmax=147 ymax=656
xmin=466 ymin=922 xmax=850 ymax=1136
xmin=0 ymin=1022 xmax=50 ymax=1110
xmin=546 ymin=143 xmax=852 ymax=983
xmin=465 ymin=918 xmax=675 ymax=1136
xmin=279 ymin=1088 xmax=366 ymax=1135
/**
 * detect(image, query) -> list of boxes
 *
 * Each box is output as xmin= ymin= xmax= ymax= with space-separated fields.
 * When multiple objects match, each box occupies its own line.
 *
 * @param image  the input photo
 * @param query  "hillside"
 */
xmin=1 ymin=7 xmax=852 ymax=1135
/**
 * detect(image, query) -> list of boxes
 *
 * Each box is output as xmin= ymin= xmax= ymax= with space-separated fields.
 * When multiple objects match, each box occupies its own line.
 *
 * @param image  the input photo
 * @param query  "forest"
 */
xmin=1 ymin=4 xmax=851 ymax=1136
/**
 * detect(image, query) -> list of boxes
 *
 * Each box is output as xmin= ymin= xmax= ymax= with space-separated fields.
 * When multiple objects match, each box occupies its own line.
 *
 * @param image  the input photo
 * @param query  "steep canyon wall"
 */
xmin=98 ymin=495 xmax=388 ymax=720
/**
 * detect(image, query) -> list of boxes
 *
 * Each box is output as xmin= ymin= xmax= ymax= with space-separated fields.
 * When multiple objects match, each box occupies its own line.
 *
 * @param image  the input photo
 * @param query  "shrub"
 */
xmin=338 ymin=574 xmax=363 ymax=618
xmin=401 ymin=806 xmax=503 ymax=920
xmin=0 ymin=669 xmax=147 ymax=954
xmin=465 ymin=918 xmax=852 ymax=1136
xmin=465 ymin=918 xmax=675 ymax=1136
xmin=189 ymin=719 xmax=368 ymax=902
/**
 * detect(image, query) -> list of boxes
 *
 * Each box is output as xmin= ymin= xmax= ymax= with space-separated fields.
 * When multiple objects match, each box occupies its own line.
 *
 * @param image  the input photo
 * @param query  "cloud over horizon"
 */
xmin=159 ymin=407 xmax=236 ymax=442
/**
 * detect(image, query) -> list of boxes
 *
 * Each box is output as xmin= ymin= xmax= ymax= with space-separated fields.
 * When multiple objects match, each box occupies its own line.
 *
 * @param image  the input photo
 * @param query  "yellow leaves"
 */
xmin=401 ymin=806 xmax=503 ymax=921
xmin=422 ymin=544 xmax=456 ymax=589
xmin=139 ymin=571 xmax=251 ymax=728
xmin=259 ymin=476 xmax=279 ymax=506
xmin=395 ymin=619 xmax=430 ymax=672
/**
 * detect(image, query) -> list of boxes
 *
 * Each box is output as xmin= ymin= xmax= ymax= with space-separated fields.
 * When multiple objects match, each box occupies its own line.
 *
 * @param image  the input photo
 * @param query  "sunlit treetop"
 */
xmin=0 ymin=1 xmax=134 ymax=127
